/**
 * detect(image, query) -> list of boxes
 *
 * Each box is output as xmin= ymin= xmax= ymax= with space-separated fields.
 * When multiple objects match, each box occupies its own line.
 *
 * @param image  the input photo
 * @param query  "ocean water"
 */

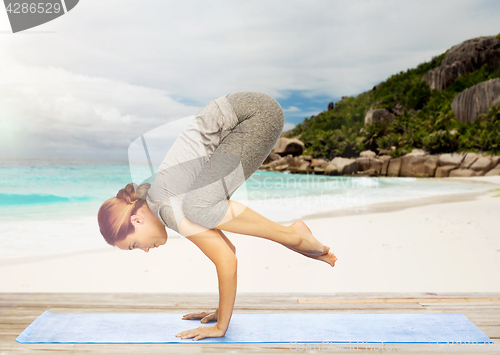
xmin=0 ymin=156 xmax=493 ymax=259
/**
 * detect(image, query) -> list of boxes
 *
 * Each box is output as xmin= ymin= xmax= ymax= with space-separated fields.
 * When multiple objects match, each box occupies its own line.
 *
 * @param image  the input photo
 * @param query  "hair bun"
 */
xmin=116 ymin=182 xmax=151 ymax=204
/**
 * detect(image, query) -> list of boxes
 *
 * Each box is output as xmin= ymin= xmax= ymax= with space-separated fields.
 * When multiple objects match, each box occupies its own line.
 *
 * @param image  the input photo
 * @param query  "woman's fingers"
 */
xmin=182 ymin=312 xmax=205 ymax=319
xmin=201 ymin=312 xmax=217 ymax=323
xmin=182 ymin=311 xmax=218 ymax=323
xmin=176 ymin=325 xmax=225 ymax=341
xmin=182 ymin=311 xmax=210 ymax=320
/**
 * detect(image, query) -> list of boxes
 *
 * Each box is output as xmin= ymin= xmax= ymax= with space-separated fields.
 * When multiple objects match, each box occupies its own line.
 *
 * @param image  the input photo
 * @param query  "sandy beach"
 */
xmin=1 ymin=176 xmax=499 ymax=294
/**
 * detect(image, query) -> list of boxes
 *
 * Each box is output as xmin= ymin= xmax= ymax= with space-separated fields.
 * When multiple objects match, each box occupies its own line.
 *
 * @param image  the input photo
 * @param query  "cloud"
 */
xmin=0 ymin=62 xmax=201 ymax=158
xmin=4 ymin=0 xmax=499 ymax=100
xmin=282 ymin=122 xmax=297 ymax=132
xmin=283 ymin=106 xmax=301 ymax=113
xmin=1 ymin=0 xmax=499 ymax=157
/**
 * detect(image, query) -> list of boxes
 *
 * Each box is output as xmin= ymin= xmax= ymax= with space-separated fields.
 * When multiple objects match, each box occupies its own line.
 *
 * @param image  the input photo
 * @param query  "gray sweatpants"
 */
xmin=146 ymin=91 xmax=285 ymax=234
xmin=183 ymin=91 xmax=285 ymax=230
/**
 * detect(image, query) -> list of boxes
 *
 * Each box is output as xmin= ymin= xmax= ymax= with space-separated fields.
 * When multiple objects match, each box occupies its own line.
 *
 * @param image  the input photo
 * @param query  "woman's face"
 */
xmin=115 ymin=204 xmax=168 ymax=252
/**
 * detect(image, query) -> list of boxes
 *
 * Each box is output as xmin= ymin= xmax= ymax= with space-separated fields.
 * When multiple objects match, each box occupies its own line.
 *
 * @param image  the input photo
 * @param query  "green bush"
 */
xmin=422 ymin=130 xmax=459 ymax=154
xmin=376 ymin=136 xmax=391 ymax=150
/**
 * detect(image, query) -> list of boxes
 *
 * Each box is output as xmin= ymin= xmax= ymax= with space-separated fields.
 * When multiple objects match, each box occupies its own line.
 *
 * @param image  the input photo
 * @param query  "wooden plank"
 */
xmin=419 ymin=305 xmax=500 ymax=311
xmin=1 ymin=340 xmax=498 ymax=355
xmin=298 ymin=298 xmax=500 ymax=303
xmin=1 ymin=293 xmax=499 ymax=355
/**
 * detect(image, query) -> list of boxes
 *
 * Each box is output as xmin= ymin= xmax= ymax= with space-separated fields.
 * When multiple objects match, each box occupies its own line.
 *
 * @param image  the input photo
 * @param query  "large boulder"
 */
xmin=387 ymin=158 xmax=402 ymax=177
xmin=459 ymin=153 xmax=482 ymax=169
xmin=262 ymin=152 xmax=282 ymax=165
xmin=272 ymin=165 xmax=288 ymax=172
xmin=435 ymin=166 xmax=458 ymax=178
xmin=285 ymin=154 xmax=302 ymax=168
xmin=379 ymin=156 xmax=392 ymax=176
xmin=364 ymin=108 xmax=395 ymax=125
xmin=324 ymin=163 xmax=340 ymax=176
xmin=288 ymin=158 xmax=310 ymax=174
xmin=272 ymin=137 xmax=305 ymax=156
xmin=297 ymin=162 xmax=313 ymax=174
xmin=331 ymin=157 xmax=359 ymax=175
xmin=490 ymin=156 xmax=500 ymax=167
xmin=313 ymin=167 xmax=326 ymax=175
xmin=356 ymin=169 xmax=378 ymax=177
xmin=356 ymin=157 xmax=371 ymax=171
xmin=449 ymin=169 xmax=476 ymax=177
xmin=451 ymin=78 xmax=500 ymax=123
xmin=400 ymin=154 xmax=429 ymax=177
xmin=423 ymin=156 xmax=440 ymax=177
xmin=369 ymin=159 xmax=383 ymax=175
xmin=469 ymin=157 xmax=493 ymax=173
xmin=356 ymin=157 xmax=383 ymax=174
xmin=485 ymin=168 xmax=500 ymax=176
xmin=268 ymin=156 xmax=288 ymax=168
xmin=439 ymin=153 xmax=465 ymax=167
xmin=423 ymin=36 xmax=500 ymax=91
xmin=360 ymin=150 xmax=377 ymax=158
xmin=342 ymin=159 xmax=359 ymax=175
xmin=310 ymin=158 xmax=329 ymax=169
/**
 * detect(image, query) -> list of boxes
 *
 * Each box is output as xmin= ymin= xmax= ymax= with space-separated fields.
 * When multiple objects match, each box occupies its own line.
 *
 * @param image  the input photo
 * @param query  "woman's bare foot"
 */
xmin=290 ymin=220 xmax=330 ymax=256
xmin=290 ymin=248 xmax=338 ymax=267
xmin=287 ymin=220 xmax=337 ymax=267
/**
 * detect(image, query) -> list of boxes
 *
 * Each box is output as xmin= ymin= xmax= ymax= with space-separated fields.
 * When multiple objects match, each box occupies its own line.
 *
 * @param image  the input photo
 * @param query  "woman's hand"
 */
xmin=175 ymin=324 xmax=225 ymax=341
xmin=181 ymin=309 xmax=218 ymax=323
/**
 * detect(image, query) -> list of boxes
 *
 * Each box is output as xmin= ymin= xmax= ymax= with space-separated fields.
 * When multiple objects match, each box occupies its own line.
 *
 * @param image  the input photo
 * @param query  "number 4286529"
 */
xmin=5 ymin=2 xmax=62 ymax=14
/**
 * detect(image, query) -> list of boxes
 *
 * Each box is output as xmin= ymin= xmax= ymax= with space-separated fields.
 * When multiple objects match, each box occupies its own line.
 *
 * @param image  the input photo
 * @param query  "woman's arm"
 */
xmin=176 ymin=217 xmax=237 ymax=340
xmin=214 ymin=251 xmax=237 ymax=333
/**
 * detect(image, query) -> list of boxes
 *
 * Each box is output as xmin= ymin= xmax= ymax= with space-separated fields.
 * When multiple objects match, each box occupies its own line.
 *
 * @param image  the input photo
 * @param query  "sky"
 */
xmin=1 ymin=0 xmax=499 ymax=159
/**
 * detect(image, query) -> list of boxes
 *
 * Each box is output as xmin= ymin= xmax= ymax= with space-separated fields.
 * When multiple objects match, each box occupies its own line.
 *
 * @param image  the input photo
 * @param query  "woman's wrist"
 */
xmin=215 ymin=322 xmax=227 ymax=333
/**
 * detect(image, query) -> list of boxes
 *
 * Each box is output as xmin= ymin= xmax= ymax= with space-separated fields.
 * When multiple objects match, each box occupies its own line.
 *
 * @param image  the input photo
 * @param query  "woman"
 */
xmin=98 ymin=91 xmax=337 ymax=341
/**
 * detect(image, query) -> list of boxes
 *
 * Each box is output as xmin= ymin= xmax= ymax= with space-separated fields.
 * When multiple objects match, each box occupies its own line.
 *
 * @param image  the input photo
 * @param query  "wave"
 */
xmin=0 ymin=193 xmax=92 ymax=206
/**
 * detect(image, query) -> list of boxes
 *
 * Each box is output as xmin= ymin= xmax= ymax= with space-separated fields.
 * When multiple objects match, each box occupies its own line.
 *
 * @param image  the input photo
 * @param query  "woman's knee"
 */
xmin=227 ymin=91 xmax=284 ymax=130
xmin=261 ymin=95 xmax=284 ymax=132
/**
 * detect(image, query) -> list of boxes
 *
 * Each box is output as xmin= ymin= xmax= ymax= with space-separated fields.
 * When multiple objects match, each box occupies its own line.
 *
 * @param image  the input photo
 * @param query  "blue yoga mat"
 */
xmin=16 ymin=312 xmax=492 ymax=344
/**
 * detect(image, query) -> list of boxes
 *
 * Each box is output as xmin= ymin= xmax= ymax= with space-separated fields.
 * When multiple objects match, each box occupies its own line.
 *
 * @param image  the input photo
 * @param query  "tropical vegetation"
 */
xmin=285 ymin=43 xmax=500 ymax=159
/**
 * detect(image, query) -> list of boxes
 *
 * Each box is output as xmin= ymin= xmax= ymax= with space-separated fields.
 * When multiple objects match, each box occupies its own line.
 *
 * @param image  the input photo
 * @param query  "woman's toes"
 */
xmin=331 ymin=254 xmax=337 ymax=266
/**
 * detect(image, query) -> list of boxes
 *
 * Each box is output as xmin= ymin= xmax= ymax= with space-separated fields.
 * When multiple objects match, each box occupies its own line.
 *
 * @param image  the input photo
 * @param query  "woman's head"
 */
xmin=97 ymin=182 xmax=168 ymax=252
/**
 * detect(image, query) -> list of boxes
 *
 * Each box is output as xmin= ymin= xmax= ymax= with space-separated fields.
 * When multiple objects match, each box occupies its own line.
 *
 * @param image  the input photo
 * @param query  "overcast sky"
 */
xmin=1 ymin=0 xmax=499 ymax=159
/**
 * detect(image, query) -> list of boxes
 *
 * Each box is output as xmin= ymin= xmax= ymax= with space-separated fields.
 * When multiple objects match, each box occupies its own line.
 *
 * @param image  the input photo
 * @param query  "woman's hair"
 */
xmin=97 ymin=182 xmax=151 ymax=246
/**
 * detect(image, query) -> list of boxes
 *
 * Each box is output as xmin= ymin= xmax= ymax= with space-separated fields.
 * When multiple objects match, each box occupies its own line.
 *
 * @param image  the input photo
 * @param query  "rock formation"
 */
xmin=451 ymin=78 xmax=500 ymax=123
xmin=271 ymin=137 xmax=305 ymax=156
xmin=260 ymin=146 xmax=500 ymax=179
xmin=359 ymin=150 xmax=377 ymax=159
xmin=364 ymin=108 xmax=395 ymax=125
xmin=423 ymin=36 xmax=500 ymax=91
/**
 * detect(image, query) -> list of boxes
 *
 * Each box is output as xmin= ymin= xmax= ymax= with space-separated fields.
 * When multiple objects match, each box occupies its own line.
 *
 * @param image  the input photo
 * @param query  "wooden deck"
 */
xmin=1 ymin=292 xmax=499 ymax=354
